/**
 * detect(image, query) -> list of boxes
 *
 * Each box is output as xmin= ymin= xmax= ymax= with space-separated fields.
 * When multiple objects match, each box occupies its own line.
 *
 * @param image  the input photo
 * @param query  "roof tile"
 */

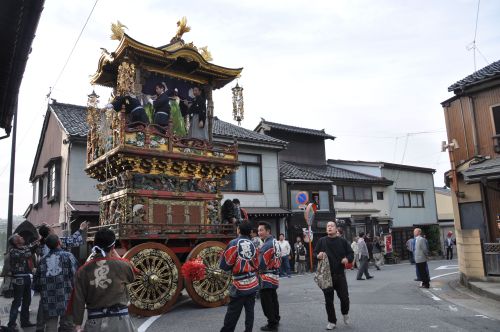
xmin=448 ymin=59 xmax=500 ymax=92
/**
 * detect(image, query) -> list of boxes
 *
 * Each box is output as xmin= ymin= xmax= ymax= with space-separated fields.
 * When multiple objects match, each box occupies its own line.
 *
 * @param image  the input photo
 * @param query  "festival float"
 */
xmin=85 ymin=17 xmax=242 ymax=316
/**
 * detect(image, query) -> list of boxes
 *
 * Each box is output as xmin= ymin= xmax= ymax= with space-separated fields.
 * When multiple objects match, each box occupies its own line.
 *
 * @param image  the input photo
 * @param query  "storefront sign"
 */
xmin=384 ymin=234 xmax=393 ymax=254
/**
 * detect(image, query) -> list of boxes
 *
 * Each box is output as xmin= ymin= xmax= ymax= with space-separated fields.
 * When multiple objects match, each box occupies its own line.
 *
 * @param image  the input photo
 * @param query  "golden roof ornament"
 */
xmin=111 ymin=20 xmax=127 ymax=40
xmin=199 ymin=46 xmax=213 ymax=62
xmin=174 ymin=16 xmax=191 ymax=41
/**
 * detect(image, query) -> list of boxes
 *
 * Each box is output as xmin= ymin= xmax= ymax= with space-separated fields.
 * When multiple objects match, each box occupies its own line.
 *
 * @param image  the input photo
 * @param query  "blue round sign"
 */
xmin=296 ymin=191 xmax=309 ymax=205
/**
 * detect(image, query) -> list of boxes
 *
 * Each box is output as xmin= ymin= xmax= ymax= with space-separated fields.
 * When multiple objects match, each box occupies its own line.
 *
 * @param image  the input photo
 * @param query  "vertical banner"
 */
xmin=384 ymin=234 xmax=393 ymax=254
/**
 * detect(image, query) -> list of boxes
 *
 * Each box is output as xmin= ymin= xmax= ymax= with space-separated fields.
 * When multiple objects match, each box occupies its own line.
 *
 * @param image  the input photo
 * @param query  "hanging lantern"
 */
xmin=232 ymin=83 xmax=244 ymax=125
xmin=87 ymin=89 xmax=100 ymax=108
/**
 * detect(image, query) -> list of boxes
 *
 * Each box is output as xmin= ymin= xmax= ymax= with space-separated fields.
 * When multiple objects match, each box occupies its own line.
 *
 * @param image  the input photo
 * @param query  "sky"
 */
xmin=1 ymin=0 xmax=500 ymax=218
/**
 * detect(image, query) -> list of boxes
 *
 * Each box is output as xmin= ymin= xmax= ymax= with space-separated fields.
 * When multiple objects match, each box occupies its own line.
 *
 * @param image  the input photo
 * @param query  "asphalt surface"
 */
xmin=132 ymin=259 xmax=500 ymax=332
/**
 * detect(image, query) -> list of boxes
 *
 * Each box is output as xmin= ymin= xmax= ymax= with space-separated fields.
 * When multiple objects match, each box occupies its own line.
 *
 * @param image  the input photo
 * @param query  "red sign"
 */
xmin=384 ymin=234 xmax=393 ymax=254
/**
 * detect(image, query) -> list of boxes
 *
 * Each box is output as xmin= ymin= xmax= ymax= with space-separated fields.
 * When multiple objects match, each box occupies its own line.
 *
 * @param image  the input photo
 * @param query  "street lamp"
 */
xmin=232 ymin=83 xmax=244 ymax=126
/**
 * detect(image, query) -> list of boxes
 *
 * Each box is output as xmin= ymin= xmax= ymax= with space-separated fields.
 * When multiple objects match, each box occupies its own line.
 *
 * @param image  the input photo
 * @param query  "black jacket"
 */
xmin=153 ymin=92 xmax=171 ymax=114
xmin=186 ymin=95 xmax=207 ymax=125
xmin=111 ymin=95 xmax=143 ymax=113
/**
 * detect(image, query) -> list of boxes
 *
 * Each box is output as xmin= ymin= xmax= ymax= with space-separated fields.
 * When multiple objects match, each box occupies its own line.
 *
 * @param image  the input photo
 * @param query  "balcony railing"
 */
xmin=88 ymin=223 xmax=237 ymax=240
xmin=86 ymin=108 xmax=237 ymax=165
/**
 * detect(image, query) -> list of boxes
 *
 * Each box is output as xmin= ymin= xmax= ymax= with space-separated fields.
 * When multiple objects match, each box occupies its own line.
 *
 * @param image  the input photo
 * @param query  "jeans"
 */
xmin=280 ymin=256 xmax=291 ymax=276
xmin=8 ymin=276 xmax=31 ymax=327
xmin=356 ymin=256 xmax=371 ymax=279
xmin=260 ymin=288 xmax=280 ymax=327
xmin=323 ymin=274 xmax=350 ymax=324
xmin=220 ymin=293 xmax=256 ymax=332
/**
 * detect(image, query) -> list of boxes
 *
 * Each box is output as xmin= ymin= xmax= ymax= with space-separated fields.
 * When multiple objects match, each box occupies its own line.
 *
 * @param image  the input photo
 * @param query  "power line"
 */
xmin=50 ymin=0 xmax=100 ymax=94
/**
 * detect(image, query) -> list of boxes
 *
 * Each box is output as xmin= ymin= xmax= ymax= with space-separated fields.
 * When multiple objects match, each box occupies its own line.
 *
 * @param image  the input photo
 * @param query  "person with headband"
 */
xmin=71 ymin=229 xmax=137 ymax=332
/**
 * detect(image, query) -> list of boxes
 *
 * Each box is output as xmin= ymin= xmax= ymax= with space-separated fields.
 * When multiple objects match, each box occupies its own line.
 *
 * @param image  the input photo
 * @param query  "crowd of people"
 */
xmin=1 ymin=213 xmax=443 ymax=332
xmin=2 ymin=222 xmax=136 ymax=332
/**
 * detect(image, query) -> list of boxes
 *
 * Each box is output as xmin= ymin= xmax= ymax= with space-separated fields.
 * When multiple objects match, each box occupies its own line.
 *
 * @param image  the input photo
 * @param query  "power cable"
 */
xmin=49 ymin=0 xmax=100 ymax=95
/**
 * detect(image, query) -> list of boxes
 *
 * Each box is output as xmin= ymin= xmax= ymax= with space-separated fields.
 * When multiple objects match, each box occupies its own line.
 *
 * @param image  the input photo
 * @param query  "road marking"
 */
xmin=430 ymin=271 xmax=458 ymax=280
xmin=435 ymin=265 xmax=458 ymax=270
xmin=430 ymin=326 xmax=438 ymax=328
xmin=138 ymin=315 xmax=161 ymax=332
xmin=402 ymin=307 xmax=421 ymax=311
xmin=474 ymin=314 xmax=489 ymax=319
xmin=448 ymin=305 xmax=458 ymax=312
xmin=137 ymin=297 xmax=191 ymax=332
xmin=423 ymin=289 xmax=442 ymax=301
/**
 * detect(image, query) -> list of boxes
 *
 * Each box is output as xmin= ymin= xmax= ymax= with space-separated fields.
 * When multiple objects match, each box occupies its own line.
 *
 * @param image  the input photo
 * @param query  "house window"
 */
xmin=42 ymin=174 xmax=47 ymax=197
xmin=493 ymin=106 xmax=500 ymax=135
xmin=33 ymin=179 xmax=40 ymax=206
xmin=376 ymin=191 xmax=384 ymax=200
xmin=223 ymin=153 xmax=262 ymax=192
xmin=47 ymin=162 xmax=60 ymax=202
xmin=397 ymin=191 xmax=424 ymax=208
xmin=334 ymin=185 xmax=372 ymax=202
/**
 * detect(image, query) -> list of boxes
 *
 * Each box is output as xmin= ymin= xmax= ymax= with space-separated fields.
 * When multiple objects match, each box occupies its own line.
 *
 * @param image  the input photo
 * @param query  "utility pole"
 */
xmin=7 ymin=102 xmax=18 ymax=243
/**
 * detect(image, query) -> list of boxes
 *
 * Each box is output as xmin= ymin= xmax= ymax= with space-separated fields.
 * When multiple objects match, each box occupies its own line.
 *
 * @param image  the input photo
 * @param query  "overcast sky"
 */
xmin=1 ymin=0 xmax=500 ymax=218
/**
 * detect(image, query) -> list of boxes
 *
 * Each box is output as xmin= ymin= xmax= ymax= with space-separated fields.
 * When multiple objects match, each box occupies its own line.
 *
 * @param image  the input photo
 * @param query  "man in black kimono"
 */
xmin=184 ymin=86 xmax=208 ymax=140
xmin=110 ymin=95 xmax=149 ymax=125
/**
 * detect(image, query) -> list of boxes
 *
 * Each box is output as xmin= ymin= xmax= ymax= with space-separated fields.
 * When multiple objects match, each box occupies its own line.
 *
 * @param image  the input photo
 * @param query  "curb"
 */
xmin=449 ymin=278 xmax=500 ymax=303
xmin=465 ymin=281 xmax=500 ymax=302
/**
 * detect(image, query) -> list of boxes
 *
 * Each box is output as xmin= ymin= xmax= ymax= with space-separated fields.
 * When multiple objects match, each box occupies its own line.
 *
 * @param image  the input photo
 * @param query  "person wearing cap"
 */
xmin=71 ymin=229 xmax=136 ymax=332
xmin=445 ymin=231 xmax=456 ymax=260
xmin=33 ymin=234 xmax=78 ymax=332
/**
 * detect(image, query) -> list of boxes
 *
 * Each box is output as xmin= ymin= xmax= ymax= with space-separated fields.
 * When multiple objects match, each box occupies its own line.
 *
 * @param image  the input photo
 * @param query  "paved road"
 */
xmin=133 ymin=259 xmax=500 ymax=332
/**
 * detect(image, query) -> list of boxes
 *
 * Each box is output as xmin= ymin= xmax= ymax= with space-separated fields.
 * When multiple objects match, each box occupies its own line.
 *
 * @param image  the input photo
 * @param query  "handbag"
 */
xmin=314 ymin=238 xmax=333 ymax=290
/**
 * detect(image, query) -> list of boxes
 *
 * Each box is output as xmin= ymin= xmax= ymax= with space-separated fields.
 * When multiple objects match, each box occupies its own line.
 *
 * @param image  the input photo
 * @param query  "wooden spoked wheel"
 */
xmin=185 ymin=241 xmax=231 ymax=307
xmin=123 ymin=242 xmax=183 ymax=316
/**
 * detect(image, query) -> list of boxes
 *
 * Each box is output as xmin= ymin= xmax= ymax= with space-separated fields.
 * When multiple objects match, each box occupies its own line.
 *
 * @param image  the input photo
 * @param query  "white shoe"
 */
xmin=343 ymin=314 xmax=351 ymax=325
xmin=326 ymin=322 xmax=336 ymax=330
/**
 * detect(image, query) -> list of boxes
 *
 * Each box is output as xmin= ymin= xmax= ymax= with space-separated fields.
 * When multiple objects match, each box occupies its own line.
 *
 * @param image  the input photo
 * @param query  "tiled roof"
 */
xmin=50 ymin=102 xmax=88 ymax=138
xmin=462 ymin=157 xmax=500 ymax=183
xmin=280 ymin=161 xmax=393 ymax=185
xmin=256 ymin=119 xmax=335 ymax=140
xmin=280 ymin=162 xmax=330 ymax=181
xmin=213 ymin=117 xmax=287 ymax=146
xmin=448 ymin=59 xmax=500 ymax=92
xmin=48 ymin=102 xmax=286 ymax=147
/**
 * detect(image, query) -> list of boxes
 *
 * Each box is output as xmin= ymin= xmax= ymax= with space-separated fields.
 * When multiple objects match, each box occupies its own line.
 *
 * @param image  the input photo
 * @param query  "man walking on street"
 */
xmin=34 ymin=234 xmax=78 ymax=332
xmin=258 ymin=222 xmax=281 ymax=331
xmin=350 ymin=237 xmax=359 ymax=269
xmin=445 ymin=231 xmax=455 ymax=260
xmin=314 ymin=221 xmax=354 ymax=330
xmin=406 ymin=236 xmax=415 ymax=264
xmin=72 ymin=228 xmax=137 ymax=332
xmin=414 ymin=228 xmax=430 ymax=288
xmin=293 ymin=237 xmax=307 ymax=275
xmin=278 ymin=234 xmax=291 ymax=278
xmin=356 ymin=232 xmax=373 ymax=280
xmin=372 ymin=236 xmax=384 ymax=270
xmin=219 ymin=221 xmax=260 ymax=332
xmin=7 ymin=234 xmax=38 ymax=331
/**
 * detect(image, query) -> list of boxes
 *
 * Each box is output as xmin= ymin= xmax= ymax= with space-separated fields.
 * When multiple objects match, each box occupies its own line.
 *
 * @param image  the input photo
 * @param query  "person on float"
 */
xmin=183 ymin=86 xmax=208 ymax=140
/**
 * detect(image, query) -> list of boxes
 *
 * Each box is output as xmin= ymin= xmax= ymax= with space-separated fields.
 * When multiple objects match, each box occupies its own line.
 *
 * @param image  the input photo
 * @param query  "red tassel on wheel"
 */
xmin=181 ymin=258 xmax=206 ymax=281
